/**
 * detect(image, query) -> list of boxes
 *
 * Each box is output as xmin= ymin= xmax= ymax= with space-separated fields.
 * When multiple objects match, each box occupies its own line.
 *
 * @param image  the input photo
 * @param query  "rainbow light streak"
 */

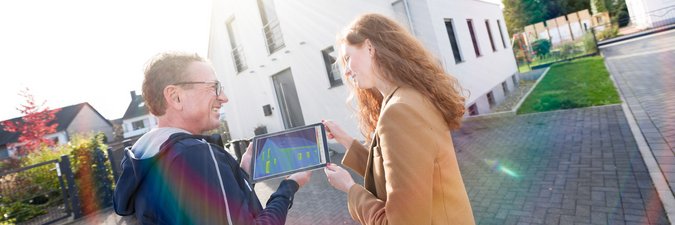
xmin=484 ymin=159 xmax=520 ymax=178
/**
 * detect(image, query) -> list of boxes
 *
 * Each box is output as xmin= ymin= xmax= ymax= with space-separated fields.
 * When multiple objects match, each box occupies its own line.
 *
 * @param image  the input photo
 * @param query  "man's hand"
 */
xmin=287 ymin=171 xmax=312 ymax=187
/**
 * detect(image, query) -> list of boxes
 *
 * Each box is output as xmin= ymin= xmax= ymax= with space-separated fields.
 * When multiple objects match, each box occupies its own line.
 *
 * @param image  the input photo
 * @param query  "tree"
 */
xmin=1 ymin=88 xmax=60 ymax=156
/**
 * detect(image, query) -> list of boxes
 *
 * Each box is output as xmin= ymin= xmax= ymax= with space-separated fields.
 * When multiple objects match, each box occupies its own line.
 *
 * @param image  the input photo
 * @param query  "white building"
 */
xmin=121 ymin=91 xmax=158 ymax=139
xmin=625 ymin=0 xmax=675 ymax=29
xmin=208 ymin=0 xmax=518 ymax=141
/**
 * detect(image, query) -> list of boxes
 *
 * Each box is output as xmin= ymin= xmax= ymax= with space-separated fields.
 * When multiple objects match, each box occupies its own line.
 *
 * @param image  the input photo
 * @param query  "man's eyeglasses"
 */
xmin=173 ymin=81 xmax=223 ymax=96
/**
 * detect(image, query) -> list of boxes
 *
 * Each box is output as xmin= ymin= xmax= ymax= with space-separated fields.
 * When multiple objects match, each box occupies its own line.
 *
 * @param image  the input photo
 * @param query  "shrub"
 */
xmin=68 ymin=133 xmax=113 ymax=215
xmin=597 ymin=26 xmax=619 ymax=40
xmin=0 ymin=132 xmax=114 ymax=223
xmin=582 ymin=33 xmax=597 ymax=54
xmin=531 ymin=39 xmax=552 ymax=58
xmin=558 ymin=43 xmax=577 ymax=60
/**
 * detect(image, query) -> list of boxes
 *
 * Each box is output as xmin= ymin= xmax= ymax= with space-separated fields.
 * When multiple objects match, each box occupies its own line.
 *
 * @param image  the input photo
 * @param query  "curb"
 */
xmin=604 ymin=57 xmax=675 ymax=224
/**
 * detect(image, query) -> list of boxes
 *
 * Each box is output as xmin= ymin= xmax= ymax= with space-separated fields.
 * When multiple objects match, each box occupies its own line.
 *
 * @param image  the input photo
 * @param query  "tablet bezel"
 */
xmin=250 ymin=123 xmax=330 ymax=183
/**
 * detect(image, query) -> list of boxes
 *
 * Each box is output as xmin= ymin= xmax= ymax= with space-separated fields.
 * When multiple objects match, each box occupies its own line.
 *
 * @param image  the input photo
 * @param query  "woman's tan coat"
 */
xmin=342 ymin=86 xmax=475 ymax=225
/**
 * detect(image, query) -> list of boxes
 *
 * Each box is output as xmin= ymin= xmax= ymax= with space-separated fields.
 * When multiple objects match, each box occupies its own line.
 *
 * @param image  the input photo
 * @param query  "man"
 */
xmin=113 ymin=52 xmax=311 ymax=224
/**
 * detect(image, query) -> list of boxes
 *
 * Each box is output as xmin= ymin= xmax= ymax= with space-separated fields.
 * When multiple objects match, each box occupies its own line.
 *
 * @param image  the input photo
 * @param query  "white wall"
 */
xmin=209 ymin=0 xmax=517 ymax=140
xmin=626 ymin=0 xmax=675 ymax=28
xmin=122 ymin=115 xmax=157 ymax=138
xmin=67 ymin=105 xmax=114 ymax=141
xmin=423 ymin=0 xmax=518 ymax=107
xmin=570 ymin=22 xmax=584 ymax=39
xmin=209 ymin=0 xmax=392 ymax=140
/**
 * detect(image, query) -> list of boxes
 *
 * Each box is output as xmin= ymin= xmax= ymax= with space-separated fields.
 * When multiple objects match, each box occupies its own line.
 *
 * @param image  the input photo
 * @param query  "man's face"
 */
xmin=179 ymin=61 xmax=228 ymax=133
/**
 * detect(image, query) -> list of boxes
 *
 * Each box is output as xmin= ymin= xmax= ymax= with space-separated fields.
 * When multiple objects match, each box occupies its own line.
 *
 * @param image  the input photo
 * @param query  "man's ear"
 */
xmin=164 ymin=85 xmax=183 ymax=111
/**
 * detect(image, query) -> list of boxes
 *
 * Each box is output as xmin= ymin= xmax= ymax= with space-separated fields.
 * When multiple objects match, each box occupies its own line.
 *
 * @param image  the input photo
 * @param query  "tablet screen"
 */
xmin=251 ymin=123 xmax=329 ymax=182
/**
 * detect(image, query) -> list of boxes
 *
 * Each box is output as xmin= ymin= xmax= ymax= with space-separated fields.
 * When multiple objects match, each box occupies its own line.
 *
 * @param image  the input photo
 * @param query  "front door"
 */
xmin=272 ymin=69 xmax=305 ymax=129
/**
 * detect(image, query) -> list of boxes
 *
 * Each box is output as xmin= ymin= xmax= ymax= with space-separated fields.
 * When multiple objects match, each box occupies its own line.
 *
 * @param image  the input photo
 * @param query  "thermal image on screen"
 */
xmin=253 ymin=126 xmax=326 ymax=181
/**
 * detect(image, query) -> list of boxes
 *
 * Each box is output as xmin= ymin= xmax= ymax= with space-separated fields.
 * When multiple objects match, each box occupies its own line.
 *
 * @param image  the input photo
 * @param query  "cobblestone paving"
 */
xmin=602 ymin=30 xmax=675 ymax=195
xmin=454 ymin=105 xmax=669 ymax=225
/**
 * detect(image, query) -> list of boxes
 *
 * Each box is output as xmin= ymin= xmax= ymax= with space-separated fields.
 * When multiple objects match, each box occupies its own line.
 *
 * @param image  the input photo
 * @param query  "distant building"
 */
xmin=121 ymin=91 xmax=157 ymax=139
xmin=625 ymin=0 xmax=675 ymax=29
xmin=208 ymin=0 xmax=519 ymax=140
xmin=0 ymin=102 xmax=113 ymax=159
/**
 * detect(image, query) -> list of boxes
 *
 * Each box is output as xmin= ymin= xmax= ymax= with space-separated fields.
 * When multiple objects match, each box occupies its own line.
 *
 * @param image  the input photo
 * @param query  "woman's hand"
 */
xmin=324 ymin=163 xmax=356 ymax=193
xmin=322 ymin=120 xmax=354 ymax=150
xmin=239 ymin=143 xmax=253 ymax=176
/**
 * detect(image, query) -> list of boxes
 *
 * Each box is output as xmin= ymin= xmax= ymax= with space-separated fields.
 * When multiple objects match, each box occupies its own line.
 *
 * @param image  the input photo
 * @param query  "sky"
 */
xmin=0 ymin=0 xmax=212 ymax=121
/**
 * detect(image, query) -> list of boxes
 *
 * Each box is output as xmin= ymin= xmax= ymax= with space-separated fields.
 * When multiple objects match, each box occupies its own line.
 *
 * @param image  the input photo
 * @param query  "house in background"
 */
xmin=0 ymin=102 xmax=114 ymax=159
xmin=121 ymin=91 xmax=157 ymax=139
xmin=625 ymin=0 xmax=675 ymax=29
xmin=208 ymin=0 xmax=518 ymax=141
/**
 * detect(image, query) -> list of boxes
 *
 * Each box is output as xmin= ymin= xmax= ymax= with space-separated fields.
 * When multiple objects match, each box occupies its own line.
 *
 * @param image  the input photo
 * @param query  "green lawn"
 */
xmin=517 ymin=56 xmax=621 ymax=114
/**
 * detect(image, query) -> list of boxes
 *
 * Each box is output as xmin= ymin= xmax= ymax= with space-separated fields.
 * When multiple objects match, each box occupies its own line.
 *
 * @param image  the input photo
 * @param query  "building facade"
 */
xmin=208 ymin=0 xmax=518 ymax=140
xmin=625 ymin=0 xmax=675 ymax=29
xmin=121 ymin=91 xmax=158 ymax=139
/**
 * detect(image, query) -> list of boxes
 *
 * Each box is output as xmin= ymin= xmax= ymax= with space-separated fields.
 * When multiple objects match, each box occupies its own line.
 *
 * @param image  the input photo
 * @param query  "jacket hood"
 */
xmin=113 ymin=128 xmax=190 ymax=215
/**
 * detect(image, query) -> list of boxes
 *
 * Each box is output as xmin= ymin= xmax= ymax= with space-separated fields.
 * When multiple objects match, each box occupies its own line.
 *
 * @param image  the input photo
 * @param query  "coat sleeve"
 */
xmin=166 ymin=144 xmax=298 ymax=225
xmin=347 ymin=102 xmax=436 ymax=225
xmin=342 ymin=139 xmax=369 ymax=177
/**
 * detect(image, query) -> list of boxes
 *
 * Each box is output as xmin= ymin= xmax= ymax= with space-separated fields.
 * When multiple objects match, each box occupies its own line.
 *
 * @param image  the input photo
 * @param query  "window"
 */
xmin=444 ymin=19 xmax=463 ymax=63
xmin=467 ymin=19 xmax=481 ymax=57
xmin=502 ymin=81 xmax=509 ymax=94
xmin=487 ymin=91 xmax=496 ymax=107
xmin=485 ymin=20 xmax=496 ymax=52
xmin=512 ymin=74 xmax=518 ymax=86
xmin=132 ymin=120 xmax=145 ymax=131
xmin=497 ymin=20 xmax=507 ymax=48
xmin=322 ymin=46 xmax=342 ymax=87
xmin=227 ymin=18 xmax=247 ymax=73
xmin=468 ymin=104 xmax=478 ymax=116
xmin=258 ymin=0 xmax=284 ymax=54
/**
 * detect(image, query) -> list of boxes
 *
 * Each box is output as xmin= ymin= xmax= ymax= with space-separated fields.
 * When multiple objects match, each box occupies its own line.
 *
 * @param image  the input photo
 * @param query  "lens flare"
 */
xmin=484 ymin=159 xmax=520 ymax=178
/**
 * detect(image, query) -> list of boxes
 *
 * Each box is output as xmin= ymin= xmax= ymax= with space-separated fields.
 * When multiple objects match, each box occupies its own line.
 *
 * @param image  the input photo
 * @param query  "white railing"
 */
xmin=262 ymin=20 xmax=285 ymax=54
xmin=231 ymin=45 xmax=247 ymax=73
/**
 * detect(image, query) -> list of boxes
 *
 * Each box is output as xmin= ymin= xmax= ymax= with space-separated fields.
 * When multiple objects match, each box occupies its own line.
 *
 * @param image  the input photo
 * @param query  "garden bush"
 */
xmin=597 ymin=26 xmax=619 ymax=40
xmin=531 ymin=39 xmax=552 ymax=58
xmin=0 ymin=132 xmax=114 ymax=223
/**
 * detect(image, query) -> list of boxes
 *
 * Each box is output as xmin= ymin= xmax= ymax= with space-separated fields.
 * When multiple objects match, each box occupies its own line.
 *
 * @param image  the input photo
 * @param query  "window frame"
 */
xmin=444 ymin=18 xmax=464 ymax=64
xmin=485 ymin=20 xmax=497 ymax=52
xmin=467 ymin=19 xmax=482 ymax=57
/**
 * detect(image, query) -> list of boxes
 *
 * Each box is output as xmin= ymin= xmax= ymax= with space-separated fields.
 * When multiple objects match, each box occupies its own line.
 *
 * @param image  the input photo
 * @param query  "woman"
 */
xmin=323 ymin=13 xmax=475 ymax=224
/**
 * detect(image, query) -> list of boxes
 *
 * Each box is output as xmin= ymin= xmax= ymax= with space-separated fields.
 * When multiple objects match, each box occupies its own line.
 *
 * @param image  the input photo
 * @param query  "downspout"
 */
xmin=402 ymin=0 xmax=416 ymax=36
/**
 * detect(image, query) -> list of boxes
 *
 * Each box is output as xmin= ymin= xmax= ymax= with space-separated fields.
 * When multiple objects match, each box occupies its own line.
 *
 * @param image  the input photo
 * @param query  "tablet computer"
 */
xmin=250 ymin=123 xmax=330 ymax=183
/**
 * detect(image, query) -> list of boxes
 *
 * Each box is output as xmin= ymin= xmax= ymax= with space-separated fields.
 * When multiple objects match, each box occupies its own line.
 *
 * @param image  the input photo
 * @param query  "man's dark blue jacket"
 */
xmin=113 ymin=129 xmax=299 ymax=225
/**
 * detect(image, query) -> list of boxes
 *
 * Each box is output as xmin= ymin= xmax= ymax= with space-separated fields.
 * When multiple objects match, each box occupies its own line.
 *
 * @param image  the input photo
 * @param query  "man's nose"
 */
xmin=218 ymin=93 xmax=228 ymax=103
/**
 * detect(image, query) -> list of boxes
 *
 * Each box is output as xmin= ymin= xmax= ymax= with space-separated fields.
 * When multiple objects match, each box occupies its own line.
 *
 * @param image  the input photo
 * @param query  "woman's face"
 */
xmin=341 ymin=42 xmax=376 ymax=89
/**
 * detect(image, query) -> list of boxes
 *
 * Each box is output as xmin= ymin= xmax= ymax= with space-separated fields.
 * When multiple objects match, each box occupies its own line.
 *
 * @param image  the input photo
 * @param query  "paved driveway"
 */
xmin=73 ymin=104 xmax=670 ymax=225
xmin=602 ymin=30 xmax=675 ymax=195
xmin=455 ymin=105 xmax=668 ymax=224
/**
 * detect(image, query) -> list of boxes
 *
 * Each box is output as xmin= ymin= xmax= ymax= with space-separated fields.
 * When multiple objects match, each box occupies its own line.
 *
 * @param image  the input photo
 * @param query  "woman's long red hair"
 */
xmin=339 ymin=13 xmax=466 ymax=139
